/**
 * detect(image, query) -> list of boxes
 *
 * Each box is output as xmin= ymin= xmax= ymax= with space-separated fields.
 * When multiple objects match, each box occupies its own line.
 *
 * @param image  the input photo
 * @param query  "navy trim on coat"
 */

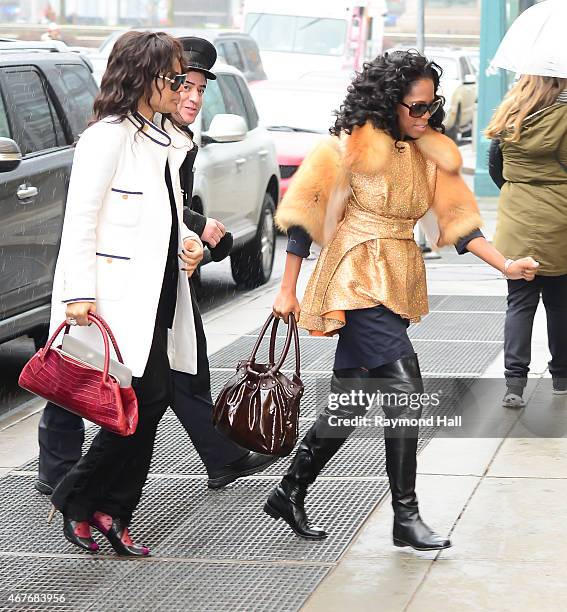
xmin=111 ymin=188 xmax=143 ymax=195
xmin=96 ymin=252 xmax=131 ymax=261
xmin=127 ymin=113 xmax=171 ymax=147
xmin=62 ymin=297 xmax=96 ymax=303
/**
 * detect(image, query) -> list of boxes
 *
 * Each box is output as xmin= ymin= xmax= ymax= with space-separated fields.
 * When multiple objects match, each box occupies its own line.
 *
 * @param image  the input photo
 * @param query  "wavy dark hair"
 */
xmin=331 ymin=50 xmax=445 ymax=140
xmin=91 ymin=31 xmax=184 ymax=124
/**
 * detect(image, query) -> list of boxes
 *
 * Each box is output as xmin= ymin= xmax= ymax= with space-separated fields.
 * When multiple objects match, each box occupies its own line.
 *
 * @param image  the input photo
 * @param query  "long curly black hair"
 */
xmin=331 ymin=50 xmax=445 ymax=140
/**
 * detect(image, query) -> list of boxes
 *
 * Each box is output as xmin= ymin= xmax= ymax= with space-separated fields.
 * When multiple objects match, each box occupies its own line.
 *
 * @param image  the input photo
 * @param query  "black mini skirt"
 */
xmin=333 ymin=305 xmax=415 ymax=370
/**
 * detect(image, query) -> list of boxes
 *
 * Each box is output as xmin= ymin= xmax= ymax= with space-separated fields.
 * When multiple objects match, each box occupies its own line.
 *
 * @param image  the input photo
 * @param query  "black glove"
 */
xmin=206 ymin=231 xmax=233 ymax=262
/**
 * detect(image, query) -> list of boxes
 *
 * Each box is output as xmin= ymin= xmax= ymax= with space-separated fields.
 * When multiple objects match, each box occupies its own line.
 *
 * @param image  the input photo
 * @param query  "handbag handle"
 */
xmin=268 ymin=316 xmax=280 ymax=365
xmin=88 ymin=312 xmax=124 ymax=363
xmin=248 ymin=313 xmax=300 ymax=377
xmin=40 ymin=313 xmax=124 ymax=383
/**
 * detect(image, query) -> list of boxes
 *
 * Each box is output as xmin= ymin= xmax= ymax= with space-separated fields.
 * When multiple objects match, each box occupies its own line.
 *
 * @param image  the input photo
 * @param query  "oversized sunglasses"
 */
xmin=156 ymin=73 xmax=187 ymax=92
xmin=400 ymin=98 xmax=442 ymax=118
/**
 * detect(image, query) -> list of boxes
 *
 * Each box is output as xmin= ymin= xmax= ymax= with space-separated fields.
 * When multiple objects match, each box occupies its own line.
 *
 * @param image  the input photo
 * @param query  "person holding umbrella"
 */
xmin=487 ymin=0 xmax=567 ymax=407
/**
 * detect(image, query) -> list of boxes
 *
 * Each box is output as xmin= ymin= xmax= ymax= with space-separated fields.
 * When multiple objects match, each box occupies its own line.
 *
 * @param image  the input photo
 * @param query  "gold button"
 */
xmin=106 ymin=258 xmax=112 ymax=264
xmin=122 ymin=194 xmax=128 ymax=200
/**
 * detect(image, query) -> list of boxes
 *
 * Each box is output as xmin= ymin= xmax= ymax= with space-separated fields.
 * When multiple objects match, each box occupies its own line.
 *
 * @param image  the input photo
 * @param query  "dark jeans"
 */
xmin=51 ymin=321 xmax=172 ymax=524
xmin=505 ymin=274 xmax=567 ymax=390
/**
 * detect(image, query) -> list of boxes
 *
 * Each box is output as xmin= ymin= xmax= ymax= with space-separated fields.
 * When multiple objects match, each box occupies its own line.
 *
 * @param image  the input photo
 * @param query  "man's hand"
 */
xmin=201 ymin=218 xmax=226 ymax=248
xmin=179 ymin=238 xmax=204 ymax=277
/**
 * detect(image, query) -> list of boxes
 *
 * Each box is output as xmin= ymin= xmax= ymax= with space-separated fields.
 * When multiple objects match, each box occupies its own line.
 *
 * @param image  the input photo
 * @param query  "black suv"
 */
xmin=0 ymin=42 xmax=99 ymax=348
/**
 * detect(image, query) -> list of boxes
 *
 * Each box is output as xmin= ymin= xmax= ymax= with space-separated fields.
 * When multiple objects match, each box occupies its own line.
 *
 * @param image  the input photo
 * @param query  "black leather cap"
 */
xmin=179 ymin=36 xmax=217 ymax=80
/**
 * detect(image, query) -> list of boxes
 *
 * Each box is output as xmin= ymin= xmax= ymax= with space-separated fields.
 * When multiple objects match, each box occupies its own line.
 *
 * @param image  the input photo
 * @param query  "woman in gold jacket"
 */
xmin=264 ymin=51 xmax=538 ymax=551
xmin=487 ymin=75 xmax=567 ymax=408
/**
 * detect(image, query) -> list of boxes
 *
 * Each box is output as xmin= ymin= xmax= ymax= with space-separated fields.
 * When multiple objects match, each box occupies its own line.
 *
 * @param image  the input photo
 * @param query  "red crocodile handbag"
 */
xmin=18 ymin=313 xmax=138 ymax=436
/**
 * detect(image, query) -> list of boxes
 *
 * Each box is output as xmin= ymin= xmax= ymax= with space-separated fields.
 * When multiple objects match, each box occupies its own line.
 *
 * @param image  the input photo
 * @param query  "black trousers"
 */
xmin=171 ymin=370 xmax=244 ymax=473
xmin=50 ymin=320 xmax=172 ymax=524
xmin=505 ymin=274 xmax=567 ymax=389
xmin=38 ymin=363 xmax=245 ymax=492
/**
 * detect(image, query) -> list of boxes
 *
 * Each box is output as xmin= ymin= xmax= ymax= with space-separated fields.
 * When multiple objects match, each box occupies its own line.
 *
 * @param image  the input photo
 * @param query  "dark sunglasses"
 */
xmin=156 ymin=73 xmax=187 ymax=92
xmin=400 ymin=98 xmax=442 ymax=118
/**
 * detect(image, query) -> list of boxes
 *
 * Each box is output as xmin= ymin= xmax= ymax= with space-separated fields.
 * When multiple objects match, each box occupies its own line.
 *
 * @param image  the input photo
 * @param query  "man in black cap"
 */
xmin=34 ymin=36 xmax=277 ymax=497
xmin=170 ymin=36 xmax=278 ymax=486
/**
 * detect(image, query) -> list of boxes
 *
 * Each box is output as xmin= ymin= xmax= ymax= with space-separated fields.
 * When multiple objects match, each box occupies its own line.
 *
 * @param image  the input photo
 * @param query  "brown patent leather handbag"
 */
xmin=213 ymin=313 xmax=303 ymax=456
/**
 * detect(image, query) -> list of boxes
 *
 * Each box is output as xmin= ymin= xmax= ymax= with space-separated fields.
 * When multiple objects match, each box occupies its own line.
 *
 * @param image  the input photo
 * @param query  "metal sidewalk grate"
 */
xmin=408 ymin=312 xmax=504 ymax=341
xmin=0 ymin=555 xmax=329 ymax=612
xmin=0 ymin=474 xmax=390 ymax=565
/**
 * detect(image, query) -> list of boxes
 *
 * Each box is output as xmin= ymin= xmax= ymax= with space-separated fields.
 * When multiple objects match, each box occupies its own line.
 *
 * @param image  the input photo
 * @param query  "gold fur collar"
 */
xmin=343 ymin=123 xmax=463 ymax=175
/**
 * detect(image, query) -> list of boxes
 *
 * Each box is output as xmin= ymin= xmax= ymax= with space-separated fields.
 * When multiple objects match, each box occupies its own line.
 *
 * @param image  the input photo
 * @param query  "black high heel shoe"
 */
xmin=89 ymin=515 xmax=150 ymax=557
xmin=47 ymin=505 xmax=100 ymax=553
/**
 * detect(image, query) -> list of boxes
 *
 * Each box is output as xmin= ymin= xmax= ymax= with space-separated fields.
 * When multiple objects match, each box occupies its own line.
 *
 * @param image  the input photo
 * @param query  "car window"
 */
xmin=240 ymin=39 xmax=262 ymax=70
xmin=0 ymin=91 xmax=10 ymax=138
xmin=218 ymin=41 xmax=246 ymax=73
xmin=236 ymin=78 xmax=259 ymax=130
xmin=459 ymin=57 xmax=470 ymax=79
xmin=1 ymin=67 xmax=65 ymax=155
xmin=56 ymin=64 xmax=98 ymax=139
xmin=218 ymin=74 xmax=249 ymax=130
xmin=201 ymin=77 xmax=227 ymax=132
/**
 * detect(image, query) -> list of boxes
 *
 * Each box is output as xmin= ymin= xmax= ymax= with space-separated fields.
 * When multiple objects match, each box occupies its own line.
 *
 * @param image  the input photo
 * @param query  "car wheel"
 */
xmin=447 ymin=105 xmax=462 ymax=142
xmin=32 ymin=326 xmax=49 ymax=351
xmin=230 ymin=192 xmax=276 ymax=289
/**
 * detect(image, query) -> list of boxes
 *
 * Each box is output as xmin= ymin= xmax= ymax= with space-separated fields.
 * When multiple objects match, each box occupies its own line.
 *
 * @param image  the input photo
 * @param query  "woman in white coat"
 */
xmin=48 ymin=31 xmax=204 ymax=556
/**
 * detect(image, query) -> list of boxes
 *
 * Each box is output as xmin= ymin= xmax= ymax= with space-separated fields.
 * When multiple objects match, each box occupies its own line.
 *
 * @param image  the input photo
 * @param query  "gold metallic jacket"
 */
xmin=275 ymin=123 xmax=483 ymax=335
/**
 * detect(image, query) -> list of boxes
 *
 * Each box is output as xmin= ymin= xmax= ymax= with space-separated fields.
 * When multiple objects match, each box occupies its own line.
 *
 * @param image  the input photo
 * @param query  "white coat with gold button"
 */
xmin=49 ymin=113 xmax=202 ymax=377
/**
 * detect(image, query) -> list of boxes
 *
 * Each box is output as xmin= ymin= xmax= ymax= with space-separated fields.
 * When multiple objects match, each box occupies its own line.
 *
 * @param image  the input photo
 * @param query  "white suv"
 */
xmin=190 ymin=62 xmax=280 ymax=287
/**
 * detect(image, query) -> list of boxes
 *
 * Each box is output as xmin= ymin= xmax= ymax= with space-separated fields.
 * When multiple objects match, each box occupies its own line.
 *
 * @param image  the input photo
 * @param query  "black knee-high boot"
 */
xmin=371 ymin=354 xmax=451 ymax=551
xmin=264 ymin=368 xmax=369 ymax=539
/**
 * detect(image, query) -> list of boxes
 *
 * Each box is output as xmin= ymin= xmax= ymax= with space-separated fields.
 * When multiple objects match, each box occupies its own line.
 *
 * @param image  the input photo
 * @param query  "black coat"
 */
xmin=180 ymin=144 xmax=210 ymax=392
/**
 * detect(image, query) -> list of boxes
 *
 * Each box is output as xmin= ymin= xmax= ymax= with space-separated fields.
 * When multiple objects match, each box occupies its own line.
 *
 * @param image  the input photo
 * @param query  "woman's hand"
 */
xmin=506 ymin=257 xmax=539 ymax=281
xmin=65 ymin=301 xmax=96 ymax=327
xmin=180 ymin=238 xmax=204 ymax=277
xmin=273 ymin=288 xmax=301 ymax=324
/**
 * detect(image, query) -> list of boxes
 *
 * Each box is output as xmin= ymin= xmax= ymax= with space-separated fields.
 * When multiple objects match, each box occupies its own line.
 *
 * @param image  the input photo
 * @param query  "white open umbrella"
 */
xmin=489 ymin=0 xmax=567 ymax=78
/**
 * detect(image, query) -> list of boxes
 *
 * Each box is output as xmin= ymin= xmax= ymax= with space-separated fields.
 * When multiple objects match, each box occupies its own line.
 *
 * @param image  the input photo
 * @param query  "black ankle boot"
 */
xmin=264 ymin=368 xmax=369 ymax=540
xmin=264 ymin=468 xmax=327 ymax=540
xmin=371 ymin=354 xmax=451 ymax=552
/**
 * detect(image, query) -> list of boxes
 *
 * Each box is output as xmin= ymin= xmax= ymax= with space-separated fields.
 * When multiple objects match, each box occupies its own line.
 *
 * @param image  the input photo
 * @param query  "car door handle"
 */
xmin=235 ymin=158 xmax=247 ymax=166
xmin=16 ymin=185 xmax=38 ymax=200
xmin=258 ymin=150 xmax=269 ymax=158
